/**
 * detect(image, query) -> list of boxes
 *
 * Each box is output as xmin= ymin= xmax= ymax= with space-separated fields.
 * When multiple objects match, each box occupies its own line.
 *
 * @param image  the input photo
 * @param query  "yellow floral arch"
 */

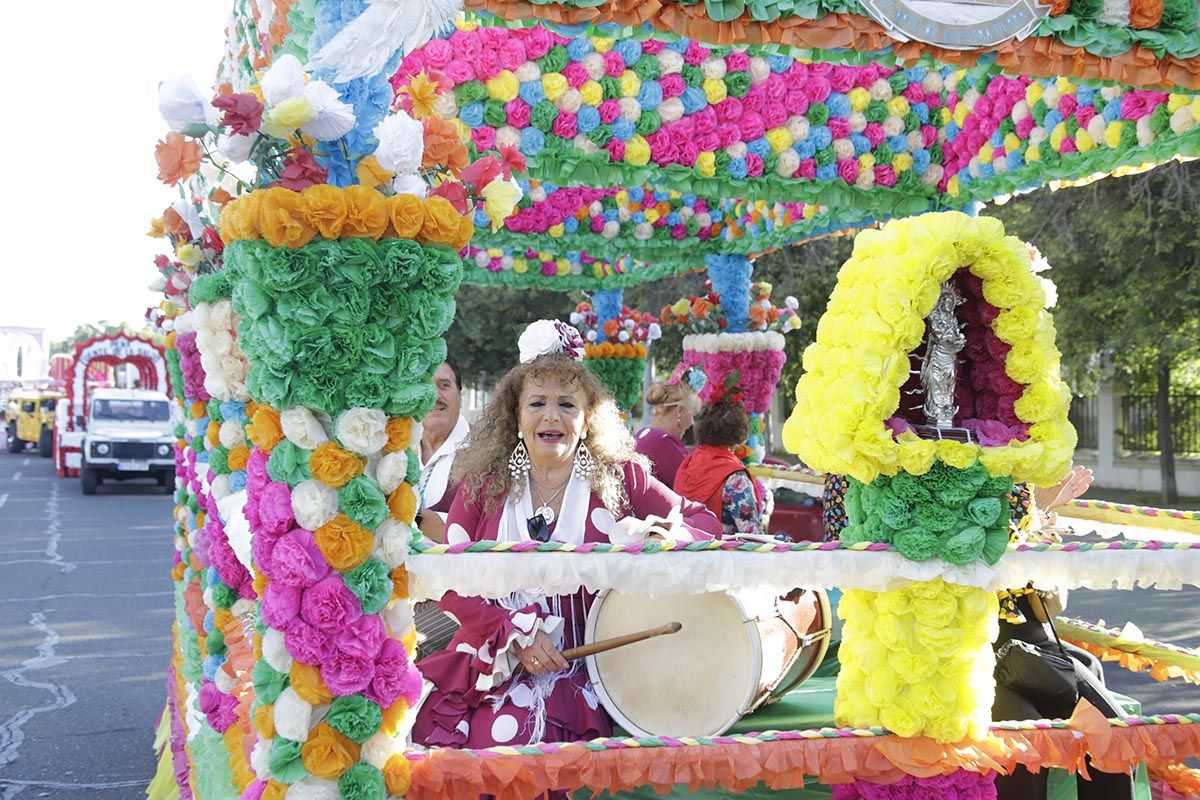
xmin=781 ymin=211 xmax=1075 ymax=486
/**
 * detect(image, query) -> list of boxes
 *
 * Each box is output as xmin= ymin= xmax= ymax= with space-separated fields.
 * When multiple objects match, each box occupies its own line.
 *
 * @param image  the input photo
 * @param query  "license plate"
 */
xmin=118 ymin=461 xmax=149 ymax=471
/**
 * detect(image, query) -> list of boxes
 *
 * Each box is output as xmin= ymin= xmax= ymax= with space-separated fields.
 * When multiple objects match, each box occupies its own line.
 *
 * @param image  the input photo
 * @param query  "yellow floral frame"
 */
xmin=781 ymin=211 xmax=1075 ymax=486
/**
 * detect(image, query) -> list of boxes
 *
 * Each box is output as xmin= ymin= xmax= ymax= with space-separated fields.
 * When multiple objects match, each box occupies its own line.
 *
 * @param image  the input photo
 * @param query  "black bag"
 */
xmin=995 ymin=638 xmax=1080 ymax=710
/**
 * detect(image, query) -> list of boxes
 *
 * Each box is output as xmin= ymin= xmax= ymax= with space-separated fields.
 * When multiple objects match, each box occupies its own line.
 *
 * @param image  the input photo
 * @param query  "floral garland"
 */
xmin=396 ymin=22 xmax=1200 ymax=213
xmin=1057 ymin=616 xmax=1200 ymax=683
xmin=782 ymin=212 xmax=1075 ymax=487
xmin=836 ymin=578 xmax=999 ymax=742
xmin=832 ymin=770 xmax=997 ymax=800
xmin=571 ymin=300 xmax=662 ymax=345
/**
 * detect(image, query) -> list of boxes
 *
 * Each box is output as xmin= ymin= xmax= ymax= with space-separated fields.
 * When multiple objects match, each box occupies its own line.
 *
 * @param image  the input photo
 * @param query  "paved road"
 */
xmin=0 ymin=451 xmax=1197 ymax=800
xmin=0 ymin=450 xmax=174 ymax=799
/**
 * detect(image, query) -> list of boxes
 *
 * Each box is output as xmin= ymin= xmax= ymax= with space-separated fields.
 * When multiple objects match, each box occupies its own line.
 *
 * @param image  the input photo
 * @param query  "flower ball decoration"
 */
xmin=573 ymin=301 xmax=661 ymax=413
xmin=782 ymin=213 xmax=1074 ymax=779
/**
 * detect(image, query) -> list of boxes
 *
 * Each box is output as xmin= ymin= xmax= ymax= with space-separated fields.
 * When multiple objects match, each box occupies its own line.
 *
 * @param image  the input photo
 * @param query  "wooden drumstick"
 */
xmin=561 ymin=622 xmax=683 ymax=662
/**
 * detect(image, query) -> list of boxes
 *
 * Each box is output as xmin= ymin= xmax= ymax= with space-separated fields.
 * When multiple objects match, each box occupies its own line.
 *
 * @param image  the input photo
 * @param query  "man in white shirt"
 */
xmin=417 ymin=355 xmax=471 ymax=542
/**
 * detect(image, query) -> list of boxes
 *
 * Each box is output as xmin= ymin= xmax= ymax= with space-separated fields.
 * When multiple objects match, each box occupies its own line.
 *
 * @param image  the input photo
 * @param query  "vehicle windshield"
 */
xmin=40 ymin=399 xmax=57 ymax=411
xmin=92 ymin=399 xmax=171 ymax=422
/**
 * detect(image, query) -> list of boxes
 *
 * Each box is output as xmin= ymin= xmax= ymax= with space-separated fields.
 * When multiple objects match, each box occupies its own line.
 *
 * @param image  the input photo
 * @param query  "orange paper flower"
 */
xmin=300 ymin=723 xmax=360 ymax=780
xmin=385 ymin=417 xmax=414 ymax=452
xmin=388 ymin=194 xmax=426 ymax=240
xmin=419 ymin=196 xmax=463 ymax=247
xmin=253 ymin=703 xmax=276 ymax=738
xmin=384 ymin=754 xmax=413 ymax=796
xmin=342 ymin=185 xmax=391 ymax=239
xmin=261 ymin=781 xmax=287 ymax=800
xmin=309 ymin=441 xmax=365 ymax=488
xmin=403 ymin=72 xmax=441 ymax=119
xmin=289 ymin=662 xmax=334 ymax=706
xmin=227 ymin=444 xmax=251 ymax=472
xmin=387 ymin=483 xmax=418 ymax=524
xmin=248 ymin=406 xmax=283 ymax=452
xmin=355 ymin=155 xmax=394 ymax=189
xmin=422 ymin=117 xmax=469 ymax=172
xmin=380 ymin=699 xmax=410 ymax=736
xmin=258 ymin=188 xmax=318 ymax=249
xmin=391 ymin=565 xmax=410 ymax=600
xmin=453 ymin=214 xmax=476 ymax=250
xmin=300 ymin=184 xmax=349 ymax=240
xmin=155 ymin=133 xmax=202 ymax=185
xmin=314 ymin=514 xmax=375 ymax=571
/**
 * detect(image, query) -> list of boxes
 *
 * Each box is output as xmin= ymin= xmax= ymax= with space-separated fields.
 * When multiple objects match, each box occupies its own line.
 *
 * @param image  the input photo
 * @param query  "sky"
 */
xmin=1 ymin=2 xmax=233 ymax=342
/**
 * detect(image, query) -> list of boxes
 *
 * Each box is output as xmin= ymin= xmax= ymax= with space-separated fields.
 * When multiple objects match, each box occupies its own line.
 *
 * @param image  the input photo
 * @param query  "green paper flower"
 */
xmin=189 ymin=271 xmax=234 ymax=305
xmin=339 ymin=477 xmax=390 ymax=530
xmin=939 ymin=525 xmax=986 ymax=564
xmin=208 ymin=446 xmax=231 ymax=476
xmin=326 ymin=695 xmax=384 ymax=744
xmin=455 ymin=81 xmax=487 ymax=107
xmin=251 ymin=660 xmax=289 ymax=705
xmin=537 ymin=44 xmax=568 ymax=74
xmin=966 ymin=497 xmax=1003 ymax=527
xmin=206 ymin=626 xmax=227 ymax=655
xmin=894 ymin=528 xmax=939 ymax=561
xmin=408 ymin=289 xmax=456 ymax=339
xmin=211 ymin=582 xmax=238 ymax=610
xmin=268 ymin=440 xmax=312 ymax=487
xmin=405 ymin=446 xmax=422 ymax=486
xmin=912 ymin=502 xmax=959 ymax=532
xmin=379 ymin=238 xmax=426 ymax=287
xmin=387 ymin=382 xmax=437 ymax=419
xmin=982 ymin=528 xmax=1010 ymax=565
xmin=339 ymin=762 xmax=386 ymax=800
xmin=483 ymin=99 xmax=507 ymax=128
xmin=531 ymin=101 xmax=558 ymax=132
xmin=207 ymin=400 xmax=225 ymax=424
xmin=269 ymin=737 xmax=308 ymax=784
xmin=420 ymin=244 xmax=464 ymax=295
xmin=344 ymin=559 xmax=392 ymax=615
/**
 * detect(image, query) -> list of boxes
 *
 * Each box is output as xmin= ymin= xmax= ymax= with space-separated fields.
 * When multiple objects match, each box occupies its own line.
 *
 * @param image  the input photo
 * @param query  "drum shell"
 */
xmin=584 ymin=588 xmax=830 ymax=738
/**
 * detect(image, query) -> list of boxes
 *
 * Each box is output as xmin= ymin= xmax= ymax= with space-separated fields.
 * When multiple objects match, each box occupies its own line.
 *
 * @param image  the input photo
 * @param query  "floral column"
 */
xmin=573 ymin=299 xmax=659 ymax=417
xmin=217 ymin=187 xmax=468 ymax=799
xmin=665 ymin=280 xmax=799 ymax=461
xmin=783 ymin=212 xmax=1075 ymax=796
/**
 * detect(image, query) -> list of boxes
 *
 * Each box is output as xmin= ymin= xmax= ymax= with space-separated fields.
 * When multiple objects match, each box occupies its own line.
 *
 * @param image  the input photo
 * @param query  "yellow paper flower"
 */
xmin=481 ymin=178 xmax=520 ymax=231
xmin=402 ymin=72 xmax=441 ymax=119
xmin=782 ymin=212 xmax=1074 ymax=487
xmin=263 ymin=96 xmax=317 ymax=138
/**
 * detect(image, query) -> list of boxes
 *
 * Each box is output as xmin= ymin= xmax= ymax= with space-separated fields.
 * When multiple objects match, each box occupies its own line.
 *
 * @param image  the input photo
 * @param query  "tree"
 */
xmin=992 ymin=160 xmax=1200 ymax=503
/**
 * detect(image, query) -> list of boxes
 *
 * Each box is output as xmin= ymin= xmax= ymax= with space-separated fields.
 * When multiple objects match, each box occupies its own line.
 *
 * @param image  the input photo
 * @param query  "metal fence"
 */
xmin=1069 ymin=395 xmax=1099 ymax=450
xmin=1120 ymin=394 xmax=1200 ymax=454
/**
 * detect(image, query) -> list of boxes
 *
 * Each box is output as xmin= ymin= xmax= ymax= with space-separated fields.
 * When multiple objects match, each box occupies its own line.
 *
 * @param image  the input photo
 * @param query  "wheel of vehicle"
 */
xmin=6 ymin=423 xmax=20 ymax=453
xmin=81 ymin=467 xmax=99 ymax=495
xmin=38 ymin=427 xmax=53 ymax=458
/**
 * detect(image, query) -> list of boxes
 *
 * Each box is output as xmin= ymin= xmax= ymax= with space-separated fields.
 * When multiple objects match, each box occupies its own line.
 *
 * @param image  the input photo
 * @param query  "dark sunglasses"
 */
xmin=527 ymin=513 xmax=552 ymax=542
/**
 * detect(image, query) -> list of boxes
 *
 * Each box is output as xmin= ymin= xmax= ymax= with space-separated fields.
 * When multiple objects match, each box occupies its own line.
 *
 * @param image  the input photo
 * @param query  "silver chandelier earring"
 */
xmin=509 ymin=433 xmax=531 ymax=484
xmin=573 ymin=441 xmax=596 ymax=480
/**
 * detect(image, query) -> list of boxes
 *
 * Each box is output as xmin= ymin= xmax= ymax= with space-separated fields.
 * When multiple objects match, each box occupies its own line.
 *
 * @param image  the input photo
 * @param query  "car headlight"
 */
xmin=157 ymin=444 xmax=171 ymax=457
xmin=95 ymin=442 xmax=110 ymax=455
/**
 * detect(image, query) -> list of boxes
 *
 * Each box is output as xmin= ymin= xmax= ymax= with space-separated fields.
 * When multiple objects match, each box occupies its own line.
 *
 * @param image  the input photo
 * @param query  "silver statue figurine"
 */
xmin=920 ymin=280 xmax=966 ymax=428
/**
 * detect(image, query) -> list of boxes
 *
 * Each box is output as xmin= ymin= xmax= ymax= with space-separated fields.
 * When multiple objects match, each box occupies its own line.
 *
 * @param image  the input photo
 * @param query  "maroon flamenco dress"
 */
xmin=411 ymin=460 xmax=721 ymax=750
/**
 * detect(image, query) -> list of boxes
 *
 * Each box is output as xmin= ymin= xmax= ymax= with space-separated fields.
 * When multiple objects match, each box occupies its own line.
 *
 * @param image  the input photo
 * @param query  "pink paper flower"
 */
xmin=365 ymin=639 xmax=421 ymax=706
xmin=335 ymin=614 xmax=388 ymax=661
xmin=301 ymin=575 xmax=362 ymax=631
xmin=260 ymin=581 xmax=303 ymax=629
xmin=270 ymin=528 xmax=331 ymax=588
xmin=321 ymin=650 xmax=376 ymax=696
xmin=285 ymin=618 xmax=336 ymax=665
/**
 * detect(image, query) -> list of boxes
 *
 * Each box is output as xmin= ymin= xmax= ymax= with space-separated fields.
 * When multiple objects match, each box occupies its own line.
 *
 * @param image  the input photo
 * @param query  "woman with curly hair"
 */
xmin=411 ymin=321 xmax=721 ymax=752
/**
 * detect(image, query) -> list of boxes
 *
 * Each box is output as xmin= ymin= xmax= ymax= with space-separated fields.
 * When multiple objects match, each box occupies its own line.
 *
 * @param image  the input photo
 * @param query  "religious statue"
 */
xmin=920 ymin=280 xmax=966 ymax=428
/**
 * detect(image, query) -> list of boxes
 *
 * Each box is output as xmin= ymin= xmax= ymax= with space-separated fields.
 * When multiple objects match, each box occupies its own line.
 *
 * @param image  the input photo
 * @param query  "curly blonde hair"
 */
xmin=452 ymin=355 xmax=644 ymax=516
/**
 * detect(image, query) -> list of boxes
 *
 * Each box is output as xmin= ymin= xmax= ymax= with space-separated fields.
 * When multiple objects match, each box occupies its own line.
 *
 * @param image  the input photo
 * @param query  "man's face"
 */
xmin=425 ymin=362 xmax=461 ymax=439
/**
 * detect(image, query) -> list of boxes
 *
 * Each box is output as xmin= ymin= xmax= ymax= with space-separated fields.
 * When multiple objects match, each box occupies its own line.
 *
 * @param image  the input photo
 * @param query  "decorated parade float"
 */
xmin=143 ymin=0 xmax=1200 ymax=798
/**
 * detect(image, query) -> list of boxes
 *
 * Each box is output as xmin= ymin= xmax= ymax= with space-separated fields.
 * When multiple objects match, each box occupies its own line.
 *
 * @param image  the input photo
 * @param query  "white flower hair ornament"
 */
xmin=518 ymin=320 xmax=586 ymax=364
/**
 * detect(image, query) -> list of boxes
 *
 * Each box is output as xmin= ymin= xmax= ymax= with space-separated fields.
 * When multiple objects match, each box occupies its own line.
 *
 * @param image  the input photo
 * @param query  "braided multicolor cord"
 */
xmin=1068 ymin=499 xmax=1200 ymax=522
xmin=401 ymin=713 xmax=1200 ymax=761
xmin=409 ymin=539 xmax=1200 ymax=555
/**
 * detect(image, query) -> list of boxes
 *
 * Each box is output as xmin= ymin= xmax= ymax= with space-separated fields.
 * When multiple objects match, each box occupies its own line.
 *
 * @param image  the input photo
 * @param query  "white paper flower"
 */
xmin=217 ymin=132 xmax=255 ymax=163
xmin=373 ymin=111 xmax=424 ymax=175
xmin=285 ymin=776 xmax=340 ymax=800
xmin=647 ymin=323 xmax=662 ymax=341
xmin=262 ymin=627 xmax=293 ymax=673
xmin=374 ymin=518 xmax=413 ymax=568
xmin=280 ymin=407 xmax=328 ymax=450
xmin=274 ymin=687 xmax=314 ymax=741
xmin=301 ymin=80 xmax=356 ymax=141
xmin=171 ymin=199 xmax=205 ymax=239
xmin=214 ymin=666 xmax=237 ymax=694
xmin=218 ymin=419 xmax=245 ymax=449
xmin=361 ymin=730 xmax=406 ymax=768
xmin=261 ymin=54 xmax=306 ymax=106
xmin=391 ymin=173 xmax=427 ymax=197
xmin=291 ymin=479 xmax=339 ymax=531
xmin=149 ymin=274 xmax=167 ymax=293
xmin=210 ymin=474 xmax=232 ymax=502
xmin=336 ymin=408 xmax=388 ymax=455
xmin=381 ymin=598 xmax=415 ymax=637
xmin=158 ymin=75 xmax=217 ymax=132
xmin=376 ymin=452 xmax=409 ymax=496
xmin=250 ymin=738 xmax=272 ymax=780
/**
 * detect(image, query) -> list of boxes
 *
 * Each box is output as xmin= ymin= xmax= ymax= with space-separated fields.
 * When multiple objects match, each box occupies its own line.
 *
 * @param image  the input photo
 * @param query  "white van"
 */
xmin=81 ymin=388 xmax=176 ymax=495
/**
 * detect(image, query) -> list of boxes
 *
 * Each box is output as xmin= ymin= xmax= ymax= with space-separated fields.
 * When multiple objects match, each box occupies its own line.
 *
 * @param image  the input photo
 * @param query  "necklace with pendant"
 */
xmin=530 ymin=474 xmax=569 ymax=525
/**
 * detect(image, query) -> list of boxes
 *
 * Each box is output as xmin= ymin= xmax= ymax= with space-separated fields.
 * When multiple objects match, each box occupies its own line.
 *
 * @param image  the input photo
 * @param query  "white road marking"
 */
xmin=0 ymin=611 xmax=77 ymax=769
xmin=10 ymin=472 xmax=20 ymax=481
xmin=0 ymin=778 xmax=147 ymax=790
xmin=0 ymin=494 xmax=8 ymax=510
xmin=0 ymin=591 xmax=173 ymax=604
xmin=21 ymin=458 xmax=29 ymax=466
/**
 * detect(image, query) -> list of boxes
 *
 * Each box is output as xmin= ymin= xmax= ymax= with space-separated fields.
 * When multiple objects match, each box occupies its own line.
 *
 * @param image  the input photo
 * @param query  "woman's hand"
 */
xmin=512 ymin=630 xmax=568 ymax=676
xmin=1034 ymin=465 xmax=1095 ymax=512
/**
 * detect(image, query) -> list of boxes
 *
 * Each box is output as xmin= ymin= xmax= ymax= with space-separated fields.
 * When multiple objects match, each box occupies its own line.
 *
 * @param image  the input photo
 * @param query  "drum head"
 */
xmin=585 ymin=590 xmax=760 ymax=738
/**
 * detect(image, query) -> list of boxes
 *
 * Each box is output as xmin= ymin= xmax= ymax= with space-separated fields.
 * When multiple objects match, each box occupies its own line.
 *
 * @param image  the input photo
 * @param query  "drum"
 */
xmin=584 ymin=588 xmax=831 ymax=738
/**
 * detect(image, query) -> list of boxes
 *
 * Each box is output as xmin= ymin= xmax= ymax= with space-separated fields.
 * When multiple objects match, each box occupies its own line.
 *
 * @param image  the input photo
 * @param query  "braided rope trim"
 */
xmin=403 ymin=713 xmax=1200 ymax=760
xmin=409 ymin=539 xmax=1200 ymax=555
xmin=1068 ymin=499 xmax=1200 ymax=522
